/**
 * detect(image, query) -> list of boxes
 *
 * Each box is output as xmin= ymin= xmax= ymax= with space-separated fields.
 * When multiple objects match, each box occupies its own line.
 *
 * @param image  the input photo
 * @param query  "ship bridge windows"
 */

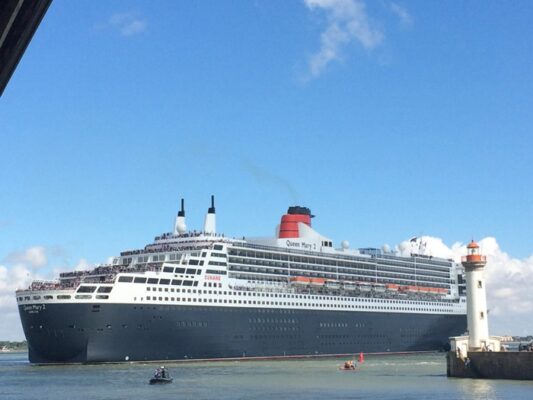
xmin=205 ymin=269 xmax=227 ymax=275
xmin=208 ymin=261 xmax=227 ymax=267
xmin=121 ymin=257 xmax=132 ymax=265
xmin=77 ymin=285 xmax=97 ymax=293
xmin=118 ymin=276 xmax=133 ymax=283
xmin=97 ymin=286 xmax=113 ymax=293
xmin=188 ymin=259 xmax=199 ymax=266
xmin=212 ymin=252 xmax=227 ymax=258
xmin=134 ymin=277 xmax=147 ymax=284
xmin=163 ymin=267 xmax=174 ymax=273
xmin=214 ymin=244 xmax=224 ymax=251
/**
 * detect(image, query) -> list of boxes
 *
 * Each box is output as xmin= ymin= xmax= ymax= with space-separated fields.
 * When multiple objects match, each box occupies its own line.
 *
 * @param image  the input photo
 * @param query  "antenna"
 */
xmin=178 ymin=198 xmax=185 ymax=217
xmin=208 ymin=195 xmax=215 ymax=214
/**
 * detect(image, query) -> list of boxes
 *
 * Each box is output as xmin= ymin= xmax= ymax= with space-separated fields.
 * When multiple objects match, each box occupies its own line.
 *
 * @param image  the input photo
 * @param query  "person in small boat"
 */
xmin=343 ymin=360 xmax=356 ymax=370
xmin=160 ymin=366 xmax=167 ymax=378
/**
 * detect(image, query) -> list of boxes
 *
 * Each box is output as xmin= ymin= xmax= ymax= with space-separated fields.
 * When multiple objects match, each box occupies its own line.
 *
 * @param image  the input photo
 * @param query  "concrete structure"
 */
xmin=447 ymin=351 xmax=533 ymax=380
xmin=463 ymin=240 xmax=491 ymax=350
xmin=447 ymin=240 xmax=533 ymax=380
xmin=449 ymin=241 xmax=501 ymax=355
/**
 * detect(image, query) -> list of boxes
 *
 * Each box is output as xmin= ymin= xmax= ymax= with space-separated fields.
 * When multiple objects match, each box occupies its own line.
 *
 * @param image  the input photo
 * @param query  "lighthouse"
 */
xmin=462 ymin=240 xmax=489 ymax=351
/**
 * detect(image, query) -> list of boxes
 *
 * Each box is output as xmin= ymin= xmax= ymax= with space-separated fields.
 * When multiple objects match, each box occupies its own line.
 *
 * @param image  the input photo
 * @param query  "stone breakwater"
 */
xmin=447 ymin=351 xmax=533 ymax=380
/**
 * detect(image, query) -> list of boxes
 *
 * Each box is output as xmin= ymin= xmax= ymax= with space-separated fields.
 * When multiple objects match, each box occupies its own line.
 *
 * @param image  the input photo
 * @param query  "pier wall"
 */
xmin=447 ymin=351 xmax=533 ymax=380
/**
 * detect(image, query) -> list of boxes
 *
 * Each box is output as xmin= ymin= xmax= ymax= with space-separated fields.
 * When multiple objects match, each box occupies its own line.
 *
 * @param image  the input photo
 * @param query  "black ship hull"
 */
xmin=19 ymin=303 xmax=466 ymax=364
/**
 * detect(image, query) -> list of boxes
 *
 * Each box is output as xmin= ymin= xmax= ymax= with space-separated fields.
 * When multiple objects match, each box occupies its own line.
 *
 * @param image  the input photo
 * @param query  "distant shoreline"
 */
xmin=0 ymin=341 xmax=28 ymax=353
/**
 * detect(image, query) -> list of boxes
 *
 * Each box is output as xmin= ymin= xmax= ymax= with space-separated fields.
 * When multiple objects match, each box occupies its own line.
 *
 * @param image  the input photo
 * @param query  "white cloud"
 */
xmin=304 ymin=0 xmax=383 ymax=78
xmin=0 ymin=263 xmax=40 ymax=340
xmin=5 ymin=246 xmax=47 ymax=268
xmin=74 ymin=258 xmax=93 ymax=272
xmin=0 ymin=246 xmax=80 ymax=340
xmin=396 ymin=235 xmax=533 ymax=336
xmin=109 ymin=12 xmax=147 ymax=37
xmin=389 ymin=2 xmax=413 ymax=27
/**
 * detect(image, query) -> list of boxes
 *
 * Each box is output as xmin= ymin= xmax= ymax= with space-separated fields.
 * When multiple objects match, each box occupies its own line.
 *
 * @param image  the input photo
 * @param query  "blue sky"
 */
xmin=1 ymin=0 xmax=533 ymax=339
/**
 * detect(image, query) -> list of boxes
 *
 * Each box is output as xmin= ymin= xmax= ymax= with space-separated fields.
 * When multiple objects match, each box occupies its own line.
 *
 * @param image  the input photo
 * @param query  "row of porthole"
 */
xmin=142 ymin=296 xmax=453 ymax=312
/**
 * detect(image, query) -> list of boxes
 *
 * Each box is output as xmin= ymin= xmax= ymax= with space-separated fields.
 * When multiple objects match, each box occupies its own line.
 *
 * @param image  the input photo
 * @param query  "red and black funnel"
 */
xmin=278 ymin=206 xmax=314 ymax=238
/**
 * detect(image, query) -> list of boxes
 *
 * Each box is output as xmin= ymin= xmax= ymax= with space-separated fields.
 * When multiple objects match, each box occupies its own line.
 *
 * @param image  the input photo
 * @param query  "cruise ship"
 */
xmin=16 ymin=196 xmax=467 ymax=364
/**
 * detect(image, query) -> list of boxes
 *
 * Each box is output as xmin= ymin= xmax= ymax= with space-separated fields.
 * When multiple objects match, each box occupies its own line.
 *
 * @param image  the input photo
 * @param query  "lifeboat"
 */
xmin=386 ymin=284 xmax=400 ymax=291
xmin=358 ymin=283 xmax=372 ymax=292
xmin=290 ymin=276 xmax=311 ymax=286
xmin=343 ymin=282 xmax=357 ymax=291
xmin=373 ymin=284 xmax=386 ymax=293
xmin=309 ymin=278 xmax=325 ymax=287
xmin=325 ymin=280 xmax=340 ymax=290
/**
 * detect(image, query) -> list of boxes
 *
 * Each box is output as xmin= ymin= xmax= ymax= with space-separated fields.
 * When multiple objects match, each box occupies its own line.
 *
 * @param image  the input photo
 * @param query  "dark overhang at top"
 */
xmin=0 ymin=0 xmax=52 ymax=97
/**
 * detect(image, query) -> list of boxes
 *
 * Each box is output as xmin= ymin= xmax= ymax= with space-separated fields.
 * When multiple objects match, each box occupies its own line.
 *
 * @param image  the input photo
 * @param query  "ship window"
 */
xmin=172 ymin=279 xmax=182 ymax=286
xmin=478 ymin=281 xmax=482 ymax=288
xmin=118 ymin=276 xmax=133 ymax=283
xmin=77 ymin=285 xmax=97 ymax=293
xmin=98 ymin=286 xmax=113 ymax=293
xmin=75 ymin=295 xmax=92 ymax=299
xmin=33 ymin=295 xmax=41 ymax=300
xmin=480 ymin=311 xmax=484 ymax=319
xmin=189 ymin=259 xmax=199 ymax=266
xmin=175 ymin=267 xmax=186 ymax=274
xmin=183 ymin=280 xmax=193 ymax=286
xmin=96 ymin=295 xmax=109 ymax=300
xmin=214 ymin=245 xmax=223 ymax=250
xmin=186 ymin=268 xmax=196 ymax=275
xmin=134 ymin=277 xmax=147 ymax=284
xmin=163 ymin=267 xmax=174 ymax=273
xmin=44 ymin=295 xmax=53 ymax=300
xmin=159 ymin=279 xmax=170 ymax=285
xmin=147 ymin=278 xmax=158 ymax=284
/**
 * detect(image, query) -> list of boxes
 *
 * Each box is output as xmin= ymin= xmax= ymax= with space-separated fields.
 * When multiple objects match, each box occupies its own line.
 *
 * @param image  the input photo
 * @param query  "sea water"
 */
xmin=1 ymin=352 xmax=532 ymax=400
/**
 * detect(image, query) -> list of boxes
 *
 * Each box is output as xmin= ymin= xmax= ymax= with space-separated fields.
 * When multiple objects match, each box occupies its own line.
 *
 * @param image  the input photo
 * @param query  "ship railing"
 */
xmin=24 ymin=280 xmax=71 ymax=292
xmin=236 ymin=242 xmax=454 ymax=269
xmin=229 ymin=279 xmax=459 ymax=303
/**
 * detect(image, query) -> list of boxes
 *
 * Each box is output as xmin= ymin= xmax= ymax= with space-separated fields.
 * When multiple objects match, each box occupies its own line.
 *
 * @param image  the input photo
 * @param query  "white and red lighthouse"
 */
xmin=462 ymin=240 xmax=489 ymax=350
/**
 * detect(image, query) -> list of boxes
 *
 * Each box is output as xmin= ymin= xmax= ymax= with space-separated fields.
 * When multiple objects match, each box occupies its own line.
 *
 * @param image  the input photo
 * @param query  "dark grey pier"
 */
xmin=447 ymin=351 xmax=533 ymax=380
